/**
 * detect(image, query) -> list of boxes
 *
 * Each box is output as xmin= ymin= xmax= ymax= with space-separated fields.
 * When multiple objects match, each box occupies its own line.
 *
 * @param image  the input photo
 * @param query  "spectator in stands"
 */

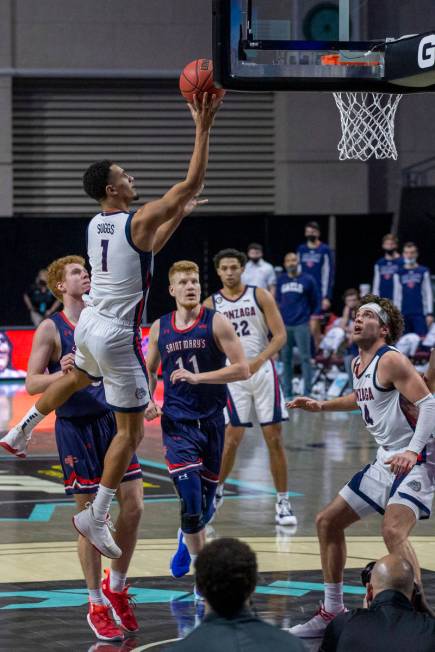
xmin=0 ymin=332 xmax=26 ymax=379
xmin=393 ymin=242 xmax=433 ymax=336
xmin=320 ymin=554 xmax=435 ymax=652
xmin=276 ymin=252 xmax=318 ymax=400
xmin=297 ymin=221 xmax=335 ymax=350
xmin=372 ymin=233 xmax=402 ymax=299
xmin=23 ymin=268 xmax=61 ymax=326
xmin=241 ymin=243 xmax=276 ymax=295
xmin=167 ymin=538 xmax=305 ymax=652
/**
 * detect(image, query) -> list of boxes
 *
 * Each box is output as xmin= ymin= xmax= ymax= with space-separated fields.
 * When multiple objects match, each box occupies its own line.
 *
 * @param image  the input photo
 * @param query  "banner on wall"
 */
xmin=0 ymin=327 xmax=151 ymax=379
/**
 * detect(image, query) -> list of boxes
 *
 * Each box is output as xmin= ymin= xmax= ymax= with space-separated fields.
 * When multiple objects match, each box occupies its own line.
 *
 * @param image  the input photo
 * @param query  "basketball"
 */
xmin=179 ymin=58 xmax=225 ymax=103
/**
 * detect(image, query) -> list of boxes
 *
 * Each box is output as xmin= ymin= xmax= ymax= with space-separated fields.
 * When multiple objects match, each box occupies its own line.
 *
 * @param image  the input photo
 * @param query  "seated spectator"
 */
xmin=166 ymin=538 xmax=305 ymax=652
xmin=320 ymin=554 xmax=435 ymax=652
xmin=23 ymin=268 xmax=61 ymax=326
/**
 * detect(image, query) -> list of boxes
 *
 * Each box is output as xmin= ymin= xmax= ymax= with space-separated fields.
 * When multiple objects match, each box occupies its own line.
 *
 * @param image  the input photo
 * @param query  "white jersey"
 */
xmin=352 ymin=345 xmax=417 ymax=449
xmin=86 ymin=210 xmax=154 ymax=326
xmin=212 ymin=285 xmax=269 ymax=358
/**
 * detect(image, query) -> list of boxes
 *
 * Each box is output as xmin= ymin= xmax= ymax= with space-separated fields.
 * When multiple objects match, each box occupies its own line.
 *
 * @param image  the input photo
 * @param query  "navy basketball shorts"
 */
xmin=55 ymin=411 xmax=142 ymax=494
xmin=161 ymin=411 xmax=225 ymax=482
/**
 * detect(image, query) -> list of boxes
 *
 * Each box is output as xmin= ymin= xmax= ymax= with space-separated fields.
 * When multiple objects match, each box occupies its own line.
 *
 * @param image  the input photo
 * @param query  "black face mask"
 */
xmin=383 ymin=247 xmax=397 ymax=255
xmin=306 ymin=235 xmax=317 ymax=243
xmin=248 ymin=256 xmax=261 ymax=263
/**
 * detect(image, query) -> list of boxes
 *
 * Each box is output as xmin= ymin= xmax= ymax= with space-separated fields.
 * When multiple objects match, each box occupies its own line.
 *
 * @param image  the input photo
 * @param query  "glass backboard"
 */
xmin=213 ymin=0 xmax=435 ymax=92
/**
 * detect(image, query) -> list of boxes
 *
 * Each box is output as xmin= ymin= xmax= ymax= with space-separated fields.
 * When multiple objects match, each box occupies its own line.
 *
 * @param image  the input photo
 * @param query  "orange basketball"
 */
xmin=179 ymin=59 xmax=225 ymax=103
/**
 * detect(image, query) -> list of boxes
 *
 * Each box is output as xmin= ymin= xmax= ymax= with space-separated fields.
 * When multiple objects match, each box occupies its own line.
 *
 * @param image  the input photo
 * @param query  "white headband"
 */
xmin=359 ymin=302 xmax=389 ymax=324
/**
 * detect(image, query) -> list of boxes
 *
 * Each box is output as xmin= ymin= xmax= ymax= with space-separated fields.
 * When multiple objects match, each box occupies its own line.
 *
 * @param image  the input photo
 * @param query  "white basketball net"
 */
xmin=333 ymin=92 xmax=403 ymax=161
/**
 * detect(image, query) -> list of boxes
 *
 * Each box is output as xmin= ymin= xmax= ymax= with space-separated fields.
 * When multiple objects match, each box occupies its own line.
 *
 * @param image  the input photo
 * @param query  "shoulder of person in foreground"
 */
xmin=163 ymin=615 xmax=306 ymax=651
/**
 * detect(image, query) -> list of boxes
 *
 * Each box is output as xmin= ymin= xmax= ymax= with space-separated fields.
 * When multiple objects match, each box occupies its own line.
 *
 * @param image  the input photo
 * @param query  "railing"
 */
xmin=402 ymin=156 xmax=435 ymax=187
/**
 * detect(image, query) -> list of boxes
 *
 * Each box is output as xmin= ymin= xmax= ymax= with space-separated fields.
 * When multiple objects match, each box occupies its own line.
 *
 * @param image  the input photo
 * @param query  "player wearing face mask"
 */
xmin=372 ymin=234 xmax=403 ymax=300
xmin=393 ymin=242 xmax=433 ymax=336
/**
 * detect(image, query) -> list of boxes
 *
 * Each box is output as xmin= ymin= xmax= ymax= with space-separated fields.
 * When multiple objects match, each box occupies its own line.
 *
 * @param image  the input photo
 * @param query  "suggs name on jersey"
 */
xmin=97 ymin=223 xmax=115 ymax=234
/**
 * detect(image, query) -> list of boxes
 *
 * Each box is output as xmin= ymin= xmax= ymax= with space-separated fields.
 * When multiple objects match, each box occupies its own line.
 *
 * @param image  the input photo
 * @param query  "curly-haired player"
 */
xmin=285 ymin=294 xmax=435 ymax=638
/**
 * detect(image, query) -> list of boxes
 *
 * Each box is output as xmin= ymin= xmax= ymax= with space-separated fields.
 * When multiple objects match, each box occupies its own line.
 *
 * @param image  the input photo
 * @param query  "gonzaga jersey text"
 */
xmin=158 ymin=307 xmax=227 ymax=421
xmin=353 ymin=345 xmax=418 ymax=448
xmin=212 ymin=286 xmax=269 ymax=357
xmin=86 ymin=210 xmax=154 ymax=326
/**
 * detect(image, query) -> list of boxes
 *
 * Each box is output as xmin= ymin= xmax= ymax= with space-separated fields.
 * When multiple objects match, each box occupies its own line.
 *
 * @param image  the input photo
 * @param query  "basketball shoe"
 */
xmin=170 ymin=529 xmax=191 ymax=578
xmin=73 ymin=503 xmax=121 ymax=559
xmin=275 ymin=497 xmax=298 ymax=526
xmin=286 ymin=602 xmax=346 ymax=638
xmin=102 ymin=568 xmax=138 ymax=632
xmin=0 ymin=425 xmax=30 ymax=458
xmin=87 ymin=602 xmax=124 ymax=641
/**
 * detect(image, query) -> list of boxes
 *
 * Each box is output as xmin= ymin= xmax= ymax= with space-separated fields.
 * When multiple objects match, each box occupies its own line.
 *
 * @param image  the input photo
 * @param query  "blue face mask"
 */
xmin=404 ymin=256 xmax=417 ymax=265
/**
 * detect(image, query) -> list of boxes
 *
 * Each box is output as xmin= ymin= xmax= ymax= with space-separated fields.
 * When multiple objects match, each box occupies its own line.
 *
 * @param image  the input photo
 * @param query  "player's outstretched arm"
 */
xmin=379 ymin=352 xmax=435 ymax=473
xmin=130 ymin=94 xmax=221 ymax=252
xmin=170 ymin=314 xmax=250 ymax=385
xmin=425 ymin=348 xmax=435 ymax=394
xmin=144 ymin=320 xmax=163 ymax=421
xmin=249 ymin=288 xmax=286 ymax=374
xmin=286 ymin=393 xmax=358 ymax=412
xmin=26 ymin=320 xmax=66 ymax=395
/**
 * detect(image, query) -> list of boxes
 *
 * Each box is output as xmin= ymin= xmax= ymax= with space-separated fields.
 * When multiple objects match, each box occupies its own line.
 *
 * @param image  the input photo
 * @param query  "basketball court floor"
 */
xmin=1 ymin=382 xmax=434 ymax=651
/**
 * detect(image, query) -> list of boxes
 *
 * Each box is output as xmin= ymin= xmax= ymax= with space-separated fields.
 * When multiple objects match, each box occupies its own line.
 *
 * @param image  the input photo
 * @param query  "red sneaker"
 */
xmin=102 ymin=568 xmax=139 ymax=633
xmin=87 ymin=602 xmax=124 ymax=641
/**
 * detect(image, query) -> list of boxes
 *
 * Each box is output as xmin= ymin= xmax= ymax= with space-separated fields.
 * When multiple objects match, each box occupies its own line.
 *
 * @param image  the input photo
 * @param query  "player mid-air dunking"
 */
xmin=1 ymin=94 xmax=221 ymax=560
xmin=204 ymin=248 xmax=296 ymax=526
xmin=145 ymin=260 xmax=249 ymax=591
xmin=286 ymin=295 xmax=435 ymax=638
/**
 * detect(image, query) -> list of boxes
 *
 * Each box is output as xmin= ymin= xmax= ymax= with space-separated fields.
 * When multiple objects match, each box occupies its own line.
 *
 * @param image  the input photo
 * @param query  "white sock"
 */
xmin=17 ymin=406 xmax=45 ymax=436
xmin=89 ymin=588 xmax=104 ymax=605
xmin=92 ymin=485 xmax=116 ymax=520
xmin=110 ymin=569 xmax=127 ymax=593
xmin=324 ymin=582 xmax=344 ymax=614
xmin=277 ymin=492 xmax=289 ymax=503
xmin=216 ymin=483 xmax=224 ymax=496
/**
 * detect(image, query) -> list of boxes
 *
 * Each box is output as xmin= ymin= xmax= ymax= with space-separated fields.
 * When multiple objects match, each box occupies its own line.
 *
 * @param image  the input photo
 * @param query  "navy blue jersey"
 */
xmin=48 ymin=312 xmax=109 ymax=418
xmin=276 ymin=272 xmax=319 ymax=325
xmin=297 ymin=242 xmax=334 ymax=300
xmin=158 ymin=307 xmax=227 ymax=421
xmin=393 ymin=266 xmax=434 ymax=316
xmin=372 ymin=256 xmax=403 ymax=299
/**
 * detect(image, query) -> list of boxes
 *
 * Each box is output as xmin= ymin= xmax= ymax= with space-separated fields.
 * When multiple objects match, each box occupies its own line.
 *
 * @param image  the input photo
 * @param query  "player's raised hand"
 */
xmin=188 ymin=92 xmax=222 ymax=131
xmin=182 ymin=192 xmax=208 ymax=218
xmin=286 ymin=396 xmax=324 ymax=412
xmin=170 ymin=368 xmax=199 ymax=385
xmin=144 ymin=400 xmax=162 ymax=422
xmin=385 ymin=450 xmax=418 ymax=476
xmin=60 ymin=353 xmax=75 ymax=374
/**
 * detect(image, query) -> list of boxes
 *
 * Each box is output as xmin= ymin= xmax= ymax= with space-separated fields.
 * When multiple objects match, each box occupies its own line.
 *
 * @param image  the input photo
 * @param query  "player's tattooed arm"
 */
xmin=144 ymin=320 xmax=163 ymax=421
xmin=26 ymin=319 xmax=65 ymax=395
xmin=286 ymin=392 xmax=358 ymax=412
xmin=250 ymin=288 xmax=286 ymax=374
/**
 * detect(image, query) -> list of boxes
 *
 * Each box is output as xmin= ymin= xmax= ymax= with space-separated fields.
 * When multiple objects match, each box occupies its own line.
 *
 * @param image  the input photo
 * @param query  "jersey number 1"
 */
xmin=101 ymin=239 xmax=109 ymax=272
xmin=175 ymin=355 xmax=199 ymax=374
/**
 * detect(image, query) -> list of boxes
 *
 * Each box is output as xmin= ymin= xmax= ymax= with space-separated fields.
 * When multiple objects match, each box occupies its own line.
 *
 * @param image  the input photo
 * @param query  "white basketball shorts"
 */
xmin=225 ymin=359 xmax=288 ymax=427
xmin=339 ymin=443 xmax=434 ymax=521
xmin=74 ymin=307 xmax=150 ymax=412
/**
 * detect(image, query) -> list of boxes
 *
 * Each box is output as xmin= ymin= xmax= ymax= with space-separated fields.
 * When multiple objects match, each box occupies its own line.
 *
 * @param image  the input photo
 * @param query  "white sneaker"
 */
xmin=275 ymin=498 xmax=297 ymax=526
xmin=0 ymin=425 xmax=31 ymax=458
xmin=73 ymin=503 xmax=121 ymax=559
xmin=286 ymin=603 xmax=345 ymax=638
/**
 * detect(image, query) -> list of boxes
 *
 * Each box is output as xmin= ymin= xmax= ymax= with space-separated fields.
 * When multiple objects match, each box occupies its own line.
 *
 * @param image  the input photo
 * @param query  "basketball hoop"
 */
xmin=321 ymin=54 xmax=402 ymax=160
xmin=333 ymin=91 xmax=402 ymax=161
